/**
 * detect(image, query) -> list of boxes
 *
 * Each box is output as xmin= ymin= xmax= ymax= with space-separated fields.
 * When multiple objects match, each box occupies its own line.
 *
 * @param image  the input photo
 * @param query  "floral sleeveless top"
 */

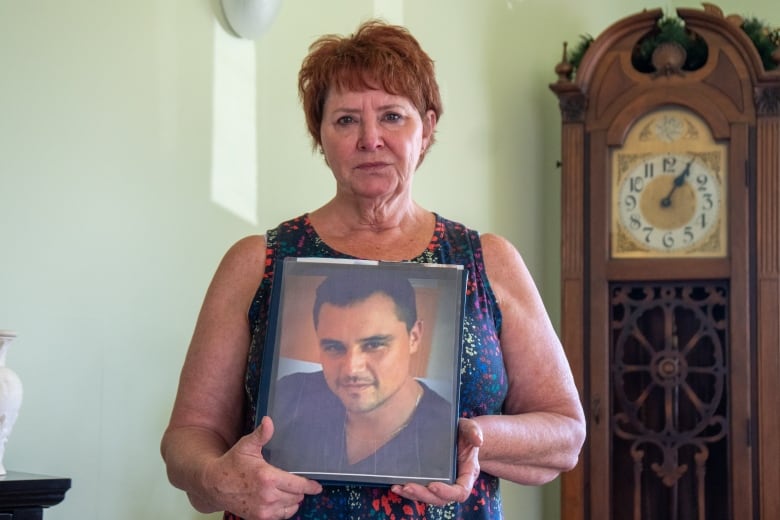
xmin=226 ymin=213 xmax=508 ymax=520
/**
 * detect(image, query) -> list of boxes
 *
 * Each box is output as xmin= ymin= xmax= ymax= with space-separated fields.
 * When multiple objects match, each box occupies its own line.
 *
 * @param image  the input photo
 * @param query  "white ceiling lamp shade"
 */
xmin=220 ymin=0 xmax=282 ymax=39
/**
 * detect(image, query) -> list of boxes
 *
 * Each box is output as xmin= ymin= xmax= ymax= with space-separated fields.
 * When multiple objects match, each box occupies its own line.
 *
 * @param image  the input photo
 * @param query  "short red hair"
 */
xmin=298 ymin=20 xmax=443 ymax=151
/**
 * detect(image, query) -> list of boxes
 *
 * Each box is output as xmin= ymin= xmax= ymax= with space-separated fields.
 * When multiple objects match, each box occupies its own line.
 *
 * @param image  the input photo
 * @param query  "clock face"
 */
xmin=616 ymin=154 xmax=722 ymax=253
xmin=611 ymin=108 xmax=728 ymax=258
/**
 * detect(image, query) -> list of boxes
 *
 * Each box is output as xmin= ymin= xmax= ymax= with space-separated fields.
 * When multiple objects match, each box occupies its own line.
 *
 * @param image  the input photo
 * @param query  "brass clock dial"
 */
xmin=611 ymin=108 xmax=728 ymax=258
xmin=616 ymin=154 xmax=722 ymax=254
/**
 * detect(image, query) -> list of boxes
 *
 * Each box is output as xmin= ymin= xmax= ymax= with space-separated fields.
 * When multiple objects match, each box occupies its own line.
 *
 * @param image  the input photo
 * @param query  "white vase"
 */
xmin=0 ymin=330 xmax=23 ymax=475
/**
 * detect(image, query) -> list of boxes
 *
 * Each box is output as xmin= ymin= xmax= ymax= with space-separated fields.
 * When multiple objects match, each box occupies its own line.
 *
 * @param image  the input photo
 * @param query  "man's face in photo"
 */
xmin=315 ymin=292 xmax=422 ymax=414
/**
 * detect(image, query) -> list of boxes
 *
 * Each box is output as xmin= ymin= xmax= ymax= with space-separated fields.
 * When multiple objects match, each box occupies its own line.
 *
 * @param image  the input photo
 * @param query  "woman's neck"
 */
xmin=308 ymin=200 xmax=435 ymax=261
xmin=318 ymin=192 xmax=422 ymax=227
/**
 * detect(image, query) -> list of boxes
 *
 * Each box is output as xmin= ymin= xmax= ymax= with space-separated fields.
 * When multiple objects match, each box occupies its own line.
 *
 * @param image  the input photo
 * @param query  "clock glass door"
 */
xmin=610 ymin=281 xmax=729 ymax=520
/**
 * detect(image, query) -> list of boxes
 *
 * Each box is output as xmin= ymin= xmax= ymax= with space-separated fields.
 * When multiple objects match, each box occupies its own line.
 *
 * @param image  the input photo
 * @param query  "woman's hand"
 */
xmin=198 ymin=417 xmax=323 ymax=520
xmin=390 ymin=418 xmax=482 ymax=505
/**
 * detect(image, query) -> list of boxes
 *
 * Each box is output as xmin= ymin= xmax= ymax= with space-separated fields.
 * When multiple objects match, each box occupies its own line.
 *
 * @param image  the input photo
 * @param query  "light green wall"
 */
xmin=0 ymin=1 xmax=774 ymax=519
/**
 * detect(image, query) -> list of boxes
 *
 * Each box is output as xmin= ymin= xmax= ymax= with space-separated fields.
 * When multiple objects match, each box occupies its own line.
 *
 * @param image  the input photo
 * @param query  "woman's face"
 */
xmin=319 ymin=87 xmax=436 ymax=201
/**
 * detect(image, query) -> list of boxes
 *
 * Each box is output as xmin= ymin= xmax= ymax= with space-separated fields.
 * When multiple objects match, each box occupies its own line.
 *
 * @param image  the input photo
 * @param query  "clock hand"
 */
xmin=660 ymin=157 xmax=695 ymax=208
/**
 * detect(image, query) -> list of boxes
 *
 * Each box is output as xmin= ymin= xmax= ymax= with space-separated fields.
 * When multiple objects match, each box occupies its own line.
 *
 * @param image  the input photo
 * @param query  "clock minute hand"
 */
xmin=660 ymin=158 xmax=695 ymax=208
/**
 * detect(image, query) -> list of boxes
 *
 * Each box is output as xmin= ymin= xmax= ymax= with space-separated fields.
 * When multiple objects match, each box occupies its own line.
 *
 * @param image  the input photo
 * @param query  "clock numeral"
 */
xmin=698 ymin=212 xmax=708 ymax=228
xmin=629 ymin=214 xmax=642 ymax=230
xmin=630 ymin=176 xmax=644 ymax=193
xmin=624 ymin=194 xmax=637 ymax=211
xmin=684 ymin=226 xmax=694 ymax=244
xmin=662 ymin=156 xmax=677 ymax=172
xmin=643 ymin=226 xmax=654 ymax=243
xmin=702 ymin=193 xmax=714 ymax=210
xmin=662 ymin=232 xmax=675 ymax=249
xmin=696 ymin=174 xmax=710 ymax=191
xmin=644 ymin=162 xmax=655 ymax=178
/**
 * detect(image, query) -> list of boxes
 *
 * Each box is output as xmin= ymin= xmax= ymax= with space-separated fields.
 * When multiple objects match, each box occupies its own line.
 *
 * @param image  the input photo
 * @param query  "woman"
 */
xmin=161 ymin=20 xmax=585 ymax=520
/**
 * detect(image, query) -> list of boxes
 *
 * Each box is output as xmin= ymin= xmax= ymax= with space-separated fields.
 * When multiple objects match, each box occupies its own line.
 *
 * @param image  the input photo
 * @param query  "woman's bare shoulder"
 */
xmin=477 ymin=232 xmax=549 ymax=328
xmin=204 ymin=235 xmax=268 ymax=299
xmin=218 ymin=234 xmax=267 ymax=270
xmin=478 ymin=233 xmax=531 ymax=287
xmin=228 ymin=234 xmax=267 ymax=256
xmin=479 ymin=232 xmax=516 ymax=260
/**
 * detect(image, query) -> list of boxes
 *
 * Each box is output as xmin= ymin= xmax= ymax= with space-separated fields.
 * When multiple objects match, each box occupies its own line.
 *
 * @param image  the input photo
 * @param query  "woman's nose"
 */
xmin=358 ymin=120 xmax=383 ymax=150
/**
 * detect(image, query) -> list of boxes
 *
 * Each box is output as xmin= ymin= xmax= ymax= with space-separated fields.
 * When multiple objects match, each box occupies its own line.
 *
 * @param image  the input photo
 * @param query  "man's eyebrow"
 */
xmin=359 ymin=334 xmax=394 ymax=344
xmin=319 ymin=339 xmax=345 ymax=349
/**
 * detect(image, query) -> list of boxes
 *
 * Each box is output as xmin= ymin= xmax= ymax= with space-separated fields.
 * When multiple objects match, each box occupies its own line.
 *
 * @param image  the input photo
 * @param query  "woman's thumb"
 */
xmin=252 ymin=415 xmax=275 ymax=447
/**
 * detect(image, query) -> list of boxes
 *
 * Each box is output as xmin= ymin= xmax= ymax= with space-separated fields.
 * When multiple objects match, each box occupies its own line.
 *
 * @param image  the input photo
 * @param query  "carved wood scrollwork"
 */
xmin=558 ymin=92 xmax=587 ymax=123
xmin=610 ymin=282 xmax=729 ymax=520
xmin=754 ymin=86 xmax=780 ymax=116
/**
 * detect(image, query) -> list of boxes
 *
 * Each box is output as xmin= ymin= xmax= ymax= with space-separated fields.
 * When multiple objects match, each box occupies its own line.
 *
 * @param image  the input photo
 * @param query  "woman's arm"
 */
xmin=390 ymin=232 xmax=585 ymax=505
xmin=474 ymin=232 xmax=586 ymax=485
xmin=160 ymin=235 xmax=322 ymax=518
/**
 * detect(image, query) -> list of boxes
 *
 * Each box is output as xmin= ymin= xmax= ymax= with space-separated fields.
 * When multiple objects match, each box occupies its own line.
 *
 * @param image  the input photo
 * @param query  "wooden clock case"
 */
xmin=550 ymin=4 xmax=779 ymax=519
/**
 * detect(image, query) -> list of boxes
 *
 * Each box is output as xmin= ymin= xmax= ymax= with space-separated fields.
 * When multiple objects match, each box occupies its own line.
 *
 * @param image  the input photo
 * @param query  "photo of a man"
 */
xmin=264 ymin=264 xmax=458 ymax=483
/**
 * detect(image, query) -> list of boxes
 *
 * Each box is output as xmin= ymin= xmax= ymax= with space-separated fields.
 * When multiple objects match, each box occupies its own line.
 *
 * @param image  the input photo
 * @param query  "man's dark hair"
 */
xmin=312 ymin=268 xmax=418 ymax=331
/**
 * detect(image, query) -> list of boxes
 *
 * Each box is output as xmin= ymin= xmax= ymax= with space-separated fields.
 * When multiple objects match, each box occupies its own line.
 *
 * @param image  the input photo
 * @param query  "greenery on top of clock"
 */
xmin=566 ymin=13 xmax=779 ymax=74
xmin=633 ymin=16 xmax=709 ymax=72
xmin=567 ymin=34 xmax=594 ymax=72
xmin=741 ymin=16 xmax=780 ymax=70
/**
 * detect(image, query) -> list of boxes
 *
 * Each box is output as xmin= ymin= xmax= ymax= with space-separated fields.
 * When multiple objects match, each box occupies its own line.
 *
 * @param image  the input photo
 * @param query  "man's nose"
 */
xmin=343 ymin=348 xmax=367 ymax=373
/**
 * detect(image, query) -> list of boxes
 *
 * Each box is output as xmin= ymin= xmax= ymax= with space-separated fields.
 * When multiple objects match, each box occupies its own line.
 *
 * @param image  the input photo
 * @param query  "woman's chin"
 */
xmin=348 ymin=180 xmax=401 ymax=200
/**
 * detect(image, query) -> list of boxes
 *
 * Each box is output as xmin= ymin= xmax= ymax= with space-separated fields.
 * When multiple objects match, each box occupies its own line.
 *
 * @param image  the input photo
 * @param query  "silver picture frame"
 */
xmin=257 ymin=257 xmax=466 ymax=486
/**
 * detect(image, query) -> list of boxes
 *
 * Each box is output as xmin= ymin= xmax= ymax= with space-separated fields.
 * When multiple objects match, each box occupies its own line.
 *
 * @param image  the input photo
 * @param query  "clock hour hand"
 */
xmin=660 ymin=157 xmax=695 ymax=208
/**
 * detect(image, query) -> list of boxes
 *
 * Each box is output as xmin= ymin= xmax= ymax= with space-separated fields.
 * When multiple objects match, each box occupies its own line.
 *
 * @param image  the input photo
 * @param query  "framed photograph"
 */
xmin=256 ymin=257 xmax=466 ymax=486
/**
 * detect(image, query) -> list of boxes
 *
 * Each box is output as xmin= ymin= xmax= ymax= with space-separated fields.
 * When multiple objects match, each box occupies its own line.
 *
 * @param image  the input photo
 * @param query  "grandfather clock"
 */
xmin=550 ymin=5 xmax=779 ymax=520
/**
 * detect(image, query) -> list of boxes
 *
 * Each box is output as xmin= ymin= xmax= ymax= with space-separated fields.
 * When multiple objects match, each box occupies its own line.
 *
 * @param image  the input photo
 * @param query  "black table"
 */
xmin=0 ymin=472 xmax=71 ymax=519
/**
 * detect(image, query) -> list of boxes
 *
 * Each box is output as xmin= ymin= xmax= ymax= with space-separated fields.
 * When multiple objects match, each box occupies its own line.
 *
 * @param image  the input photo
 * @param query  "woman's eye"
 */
xmin=336 ymin=115 xmax=356 ymax=125
xmin=383 ymin=113 xmax=402 ymax=122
